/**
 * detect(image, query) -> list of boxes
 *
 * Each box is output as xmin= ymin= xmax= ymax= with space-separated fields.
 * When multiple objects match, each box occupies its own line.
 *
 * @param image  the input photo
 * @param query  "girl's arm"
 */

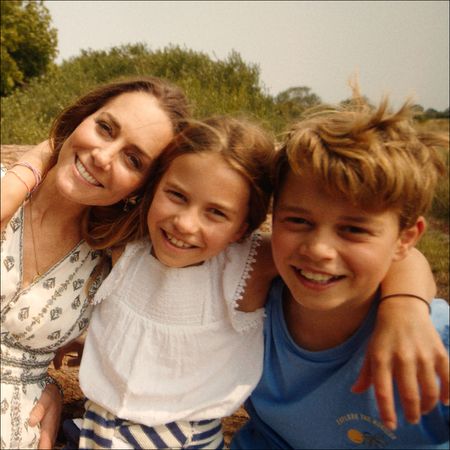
xmin=236 ymin=233 xmax=277 ymax=312
xmin=353 ymin=248 xmax=449 ymax=430
xmin=1 ymin=141 xmax=53 ymax=229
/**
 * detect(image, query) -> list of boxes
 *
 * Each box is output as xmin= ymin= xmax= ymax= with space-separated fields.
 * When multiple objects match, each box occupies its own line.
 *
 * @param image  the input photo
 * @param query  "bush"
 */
xmin=1 ymin=44 xmax=283 ymax=144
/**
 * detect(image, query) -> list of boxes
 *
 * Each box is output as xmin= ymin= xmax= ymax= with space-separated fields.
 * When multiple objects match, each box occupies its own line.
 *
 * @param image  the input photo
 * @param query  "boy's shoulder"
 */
xmin=430 ymin=299 xmax=450 ymax=337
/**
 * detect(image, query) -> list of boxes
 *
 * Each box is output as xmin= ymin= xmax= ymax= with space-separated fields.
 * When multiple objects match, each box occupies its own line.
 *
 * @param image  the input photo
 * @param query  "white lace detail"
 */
xmin=91 ymin=240 xmax=145 ymax=305
xmin=228 ymin=232 xmax=265 ymax=333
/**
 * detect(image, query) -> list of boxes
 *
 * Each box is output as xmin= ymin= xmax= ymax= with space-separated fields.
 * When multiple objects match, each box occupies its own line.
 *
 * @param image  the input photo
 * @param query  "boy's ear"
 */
xmin=393 ymin=216 xmax=427 ymax=261
xmin=230 ymin=222 xmax=249 ymax=244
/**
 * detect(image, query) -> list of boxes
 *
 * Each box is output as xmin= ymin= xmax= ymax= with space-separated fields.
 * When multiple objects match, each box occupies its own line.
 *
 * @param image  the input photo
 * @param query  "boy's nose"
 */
xmin=299 ymin=233 xmax=336 ymax=261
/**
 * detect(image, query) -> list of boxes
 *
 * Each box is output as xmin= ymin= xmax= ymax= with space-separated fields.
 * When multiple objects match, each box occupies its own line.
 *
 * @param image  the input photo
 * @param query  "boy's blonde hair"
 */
xmin=274 ymin=96 xmax=448 ymax=229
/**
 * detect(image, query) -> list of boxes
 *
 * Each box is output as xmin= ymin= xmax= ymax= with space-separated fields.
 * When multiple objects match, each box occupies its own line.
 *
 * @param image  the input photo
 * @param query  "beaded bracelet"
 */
xmin=379 ymin=293 xmax=431 ymax=314
xmin=44 ymin=375 xmax=64 ymax=400
xmin=11 ymin=161 xmax=42 ymax=193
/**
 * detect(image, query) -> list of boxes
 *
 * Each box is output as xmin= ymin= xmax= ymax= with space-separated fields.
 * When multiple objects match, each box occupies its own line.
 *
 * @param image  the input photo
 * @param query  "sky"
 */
xmin=45 ymin=0 xmax=449 ymax=110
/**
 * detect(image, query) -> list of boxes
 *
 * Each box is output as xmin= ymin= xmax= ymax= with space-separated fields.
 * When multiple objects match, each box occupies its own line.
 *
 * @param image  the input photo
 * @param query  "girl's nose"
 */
xmin=173 ymin=209 xmax=200 ymax=234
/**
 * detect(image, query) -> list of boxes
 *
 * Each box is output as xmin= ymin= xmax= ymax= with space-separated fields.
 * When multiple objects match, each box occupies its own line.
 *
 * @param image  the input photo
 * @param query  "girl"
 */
xmin=0 ymin=76 xmax=190 ymax=449
xmin=69 ymin=116 xmax=444 ymax=449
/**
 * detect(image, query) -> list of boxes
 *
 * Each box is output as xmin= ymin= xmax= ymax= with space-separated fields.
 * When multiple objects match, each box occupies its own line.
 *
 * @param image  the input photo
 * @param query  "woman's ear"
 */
xmin=393 ymin=216 xmax=426 ymax=261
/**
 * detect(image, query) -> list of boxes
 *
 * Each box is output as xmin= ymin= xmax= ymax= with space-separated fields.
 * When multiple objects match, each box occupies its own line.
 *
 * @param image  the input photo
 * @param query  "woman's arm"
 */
xmin=28 ymin=383 xmax=62 ymax=449
xmin=1 ymin=141 xmax=53 ymax=229
xmin=353 ymin=248 xmax=449 ymax=430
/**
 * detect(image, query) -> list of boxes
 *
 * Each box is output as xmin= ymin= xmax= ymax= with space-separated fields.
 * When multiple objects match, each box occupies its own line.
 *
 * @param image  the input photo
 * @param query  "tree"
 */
xmin=1 ymin=0 xmax=58 ymax=96
xmin=274 ymin=86 xmax=322 ymax=121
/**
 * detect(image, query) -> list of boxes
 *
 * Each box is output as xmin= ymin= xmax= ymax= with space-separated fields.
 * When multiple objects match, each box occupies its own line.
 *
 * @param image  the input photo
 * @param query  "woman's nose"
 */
xmin=91 ymin=144 xmax=120 ymax=170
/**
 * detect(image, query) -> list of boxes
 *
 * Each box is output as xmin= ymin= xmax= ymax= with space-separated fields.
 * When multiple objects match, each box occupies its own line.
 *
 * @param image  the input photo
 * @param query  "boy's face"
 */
xmin=271 ymin=170 xmax=412 ymax=312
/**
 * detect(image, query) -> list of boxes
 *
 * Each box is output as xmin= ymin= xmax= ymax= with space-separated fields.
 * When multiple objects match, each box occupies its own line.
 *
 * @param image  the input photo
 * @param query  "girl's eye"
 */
xmin=209 ymin=208 xmax=227 ymax=219
xmin=166 ymin=190 xmax=186 ymax=202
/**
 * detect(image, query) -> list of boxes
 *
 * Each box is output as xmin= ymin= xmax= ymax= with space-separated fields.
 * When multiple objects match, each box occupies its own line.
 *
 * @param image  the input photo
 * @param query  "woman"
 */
xmin=1 ymin=76 xmax=190 ymax=449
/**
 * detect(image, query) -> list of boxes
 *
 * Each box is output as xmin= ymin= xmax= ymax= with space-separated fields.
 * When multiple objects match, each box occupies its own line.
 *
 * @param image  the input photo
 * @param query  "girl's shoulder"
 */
xmin=218 ymin=232 xmax=273 ymax=332
xmin=92 ymin=239 xmax=149 ymax=305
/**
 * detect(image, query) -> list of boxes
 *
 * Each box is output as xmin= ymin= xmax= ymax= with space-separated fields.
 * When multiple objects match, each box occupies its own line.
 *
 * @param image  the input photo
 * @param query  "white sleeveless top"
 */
xmin=79 ymin=234 xmax=265 ymax=426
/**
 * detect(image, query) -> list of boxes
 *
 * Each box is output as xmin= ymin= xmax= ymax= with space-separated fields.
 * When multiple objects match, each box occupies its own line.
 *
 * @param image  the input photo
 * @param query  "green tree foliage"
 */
xmin=1 ymin=44 xmax=283 ymax=143
xmin=274 ymin=86 xmax=322 ymax=121
xmin=1 ymin=0 xmax=58 ymax=96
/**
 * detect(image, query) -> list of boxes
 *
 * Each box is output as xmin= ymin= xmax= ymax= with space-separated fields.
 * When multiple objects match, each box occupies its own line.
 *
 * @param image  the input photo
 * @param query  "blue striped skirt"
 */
xmin=73 ymin=400 xmax=225 ymax=449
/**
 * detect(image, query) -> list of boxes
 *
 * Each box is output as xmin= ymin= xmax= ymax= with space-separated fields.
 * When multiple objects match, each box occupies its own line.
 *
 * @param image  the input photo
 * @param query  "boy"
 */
xmin=232 ymin=97 xmax=449 ymax=449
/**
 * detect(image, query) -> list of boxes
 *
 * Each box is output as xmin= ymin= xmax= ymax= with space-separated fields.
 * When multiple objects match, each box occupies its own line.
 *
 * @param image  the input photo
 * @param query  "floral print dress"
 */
xmin=1 ymin=206 xmax=102 ymax=449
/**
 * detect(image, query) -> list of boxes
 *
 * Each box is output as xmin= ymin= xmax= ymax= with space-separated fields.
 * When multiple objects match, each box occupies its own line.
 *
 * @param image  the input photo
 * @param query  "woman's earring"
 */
xmin=123 ymin=195 xmax=138 ymax=212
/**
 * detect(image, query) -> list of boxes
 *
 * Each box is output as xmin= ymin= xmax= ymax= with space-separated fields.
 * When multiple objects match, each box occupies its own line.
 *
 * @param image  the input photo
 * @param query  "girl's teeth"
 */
xmin=76 ymin=158 xmax=101 ymax=186
xmin=166 ymin=232 xmax=191 ymax=249
xmin=300 ymin=270 xmax=335 ymax=283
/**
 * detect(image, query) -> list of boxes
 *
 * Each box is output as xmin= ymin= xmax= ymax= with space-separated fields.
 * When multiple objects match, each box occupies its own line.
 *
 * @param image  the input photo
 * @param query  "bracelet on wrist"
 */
xmin=5 ymin=170 xmax=31 ymax=198
xmin=43 ymin=375 xmax=64 ymax=400
xmin=379 ymin=293 xmax=431 ymax=314
xmin=10 ymin=161 xmax=42 ymax=194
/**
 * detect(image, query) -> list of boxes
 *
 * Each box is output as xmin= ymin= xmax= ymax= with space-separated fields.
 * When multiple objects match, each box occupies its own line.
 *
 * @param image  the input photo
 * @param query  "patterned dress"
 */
xmin=1 ymin=206 xmax=103 ymax=449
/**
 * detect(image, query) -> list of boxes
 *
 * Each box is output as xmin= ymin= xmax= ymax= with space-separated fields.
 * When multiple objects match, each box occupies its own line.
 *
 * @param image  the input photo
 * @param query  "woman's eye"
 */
xmin=127 ymin=153 xmax=141 ymax=169
xmin=95 ymin=120 xmax=113 ymax=136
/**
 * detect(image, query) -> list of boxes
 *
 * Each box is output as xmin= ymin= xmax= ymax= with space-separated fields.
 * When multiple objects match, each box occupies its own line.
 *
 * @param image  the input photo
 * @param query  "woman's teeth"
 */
xmin=75 ymin=158 xmax=101 ymax=186
xmin=165 ymin=232 xmax=192 ymax=249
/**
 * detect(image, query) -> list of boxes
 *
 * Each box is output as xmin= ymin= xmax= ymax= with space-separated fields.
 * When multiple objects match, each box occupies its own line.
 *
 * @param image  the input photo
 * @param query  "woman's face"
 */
xmin=54 ymin=91 xmax=174 ymax=206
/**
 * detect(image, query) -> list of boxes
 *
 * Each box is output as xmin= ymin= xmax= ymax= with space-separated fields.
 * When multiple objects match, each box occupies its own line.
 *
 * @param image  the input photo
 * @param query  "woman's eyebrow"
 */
xmin=100 ymin=111 xmax=121 ymax=130
xmin=99 ymin=111 xmax=153 ymax=158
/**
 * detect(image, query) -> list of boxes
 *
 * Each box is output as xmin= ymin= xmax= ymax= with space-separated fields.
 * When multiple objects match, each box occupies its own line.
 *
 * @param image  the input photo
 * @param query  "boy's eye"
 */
xmin=285 ymin=216 xmax=309 ymax=225
xmin=341 ymin=225 xmax=370 ymax=235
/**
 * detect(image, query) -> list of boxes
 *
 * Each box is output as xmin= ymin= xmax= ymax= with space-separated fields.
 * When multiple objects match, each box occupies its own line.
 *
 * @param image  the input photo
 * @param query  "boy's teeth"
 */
xmin=166 ymin=232 xmax=191 ymax=249
xmin=76 ymin=158 xmax=101 ymax=186
xmin=300 ymin=270 xmax=335 ymax=283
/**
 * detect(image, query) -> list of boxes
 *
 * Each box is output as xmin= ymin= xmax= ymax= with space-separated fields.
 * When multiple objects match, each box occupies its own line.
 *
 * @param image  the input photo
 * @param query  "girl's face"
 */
xmin=147 ymin=152 xmax=250 ymax=268
xmin=54 ymin=91 xmax=174 ymax=206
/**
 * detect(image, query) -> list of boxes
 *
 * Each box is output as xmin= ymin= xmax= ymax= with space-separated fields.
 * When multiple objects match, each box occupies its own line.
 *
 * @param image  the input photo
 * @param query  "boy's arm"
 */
xmin=353 ymin=248 xmax=449 ymax=430
xmin=1 ymin=141 xmax=52 ymax=229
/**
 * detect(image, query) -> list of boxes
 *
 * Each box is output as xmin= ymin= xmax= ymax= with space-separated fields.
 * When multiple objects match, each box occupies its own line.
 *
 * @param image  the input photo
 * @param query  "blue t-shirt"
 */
xmin=232 ymin=277 xmax=449 ymax=449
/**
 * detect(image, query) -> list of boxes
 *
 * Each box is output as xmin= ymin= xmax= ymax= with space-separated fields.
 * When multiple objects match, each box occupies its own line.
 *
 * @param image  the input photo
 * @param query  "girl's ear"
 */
xmin=230 ymin=222 xmax=249 ymax=244
xmin=393 ymin=216 xmax=426 ymax=261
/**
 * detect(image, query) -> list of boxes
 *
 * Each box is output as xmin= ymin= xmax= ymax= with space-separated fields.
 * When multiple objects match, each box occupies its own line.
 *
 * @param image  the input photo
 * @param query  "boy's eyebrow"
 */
xmin=277 ymin=204 xmax=383 ymax=225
